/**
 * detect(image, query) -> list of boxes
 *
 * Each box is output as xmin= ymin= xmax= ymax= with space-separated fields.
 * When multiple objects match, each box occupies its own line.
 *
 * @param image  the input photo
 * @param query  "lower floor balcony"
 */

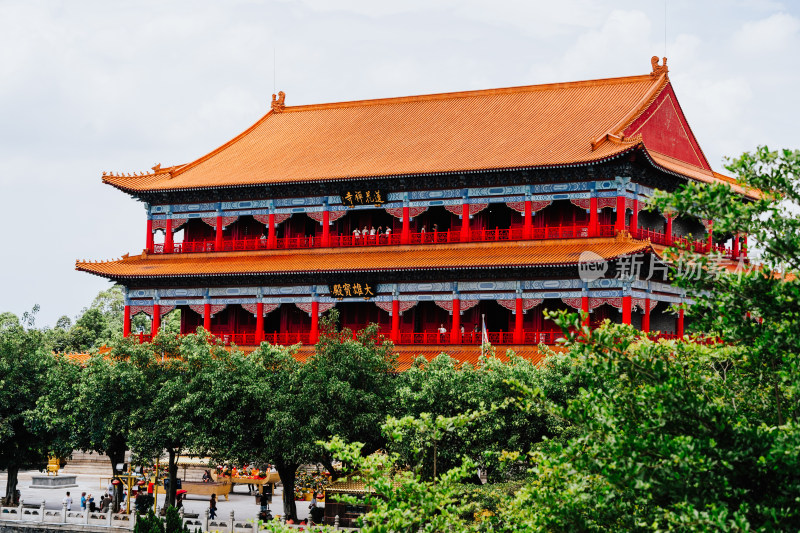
xmin=131 ymin=329 xmax=681 ymax=347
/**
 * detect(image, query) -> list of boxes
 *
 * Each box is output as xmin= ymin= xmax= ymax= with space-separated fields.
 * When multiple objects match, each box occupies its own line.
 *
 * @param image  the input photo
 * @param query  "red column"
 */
xmin=631 ymin=199 xmax=639 ymax=237
xmin=677 ymin=308 xmax=685 ymax=337
xmin=123 ymin=305 xmax=131 ymax=337
xmin=152 ymin=304 xmax=161 ymax=337
xmin=523 ymin=200 xmax=532 ymax=239
xmin=614 ymin=195 xmax=626 ymax=234
xmin=460 ymin=203 xmax=470 ymax=242
xmin=514 ymin=297 xmax=524 ymax=344
xmin=589 ymin=196 xmax=598 ymax=237
xmin=581 ymin=295 xmax=590 ymax=328
xmin=146 ymin=218 xmax=154 ymax=253
xmin=164 ymin=218 xmax=174 ymax=253
xmin=706 ymin=220 xmax=713 ymax=252
xmin=401 ymin=205 xmax=410 ymax=244
xmin=742 ymin=234 xmax=748 ymax=258
xmin=203 ymin=303 xmax=211 ymax=332
xmin=642 ymin=298 xmax=651 ymax=333
xmin=256 ymin=302 xmax=264 ymax=343
xmin=215 ymin=215 xmax=223 ymax=251
xmin=666 ymin=214 xmax=673 ymax=245
xmin=268 ymin=213 xmax=276 ymax=249
xmin=622 ymin=295 xmax=632 ymax=325
xmin=732 ymin=232 xmax=740 ymax=259
xmin=310 ymin=300 xmax=320 ymax=343
xmin=391 ymin=299 xmax=400 ymax=342
xmin=450 ymin=298 xmax=461 ymax=344
xmin=322 ymin=209 xmax=330 ymax=247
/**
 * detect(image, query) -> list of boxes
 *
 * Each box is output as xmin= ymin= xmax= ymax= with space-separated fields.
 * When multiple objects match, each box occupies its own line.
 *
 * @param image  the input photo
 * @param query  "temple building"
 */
xmin=77 ymin=57 xmax=752 ymax=366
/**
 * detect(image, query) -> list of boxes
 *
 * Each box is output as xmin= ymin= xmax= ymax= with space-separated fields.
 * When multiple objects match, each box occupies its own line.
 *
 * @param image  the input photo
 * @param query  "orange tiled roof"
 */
xmin=76 ymin=236 xmax=652 ymax=280
xmin=647 ymin=151 xmax=759 ymax=199
xmin=103 ymin=70 xmax=688 ymax=192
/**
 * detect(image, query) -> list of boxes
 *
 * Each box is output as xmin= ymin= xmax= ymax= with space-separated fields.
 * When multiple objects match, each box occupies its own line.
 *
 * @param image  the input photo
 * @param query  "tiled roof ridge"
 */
xmin=279 ymin=74 xmax=656 ymax=113
xmin=101 ymin=164 xmax=185 ymax=182
xmin=591 ymin=72 xmax=669 ymax=151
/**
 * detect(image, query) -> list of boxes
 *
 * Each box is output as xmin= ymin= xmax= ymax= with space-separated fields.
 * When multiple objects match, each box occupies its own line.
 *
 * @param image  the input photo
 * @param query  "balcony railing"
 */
xmin=154 ymin=223 xmax=602 ymax=255
xmin=131 ymin=329 xmax=688 ymax=347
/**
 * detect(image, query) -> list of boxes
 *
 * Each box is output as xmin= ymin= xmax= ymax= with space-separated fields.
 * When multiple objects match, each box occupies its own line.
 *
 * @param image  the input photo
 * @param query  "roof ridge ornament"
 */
xmin=271 ymin=91 xmax=286 ymax=112
xmin=650 ymin=56 xmax=668 ymax=78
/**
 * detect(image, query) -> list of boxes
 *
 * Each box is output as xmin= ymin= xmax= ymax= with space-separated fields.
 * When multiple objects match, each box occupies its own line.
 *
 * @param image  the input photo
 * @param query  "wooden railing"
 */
xmin=153 ymin=223 xmax=607 ymax=254
xmin=132 ymin=330 xmax=686 ymax=346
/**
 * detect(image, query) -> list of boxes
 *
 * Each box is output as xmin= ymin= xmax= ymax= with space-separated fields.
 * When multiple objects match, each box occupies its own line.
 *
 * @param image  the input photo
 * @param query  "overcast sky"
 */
xmin=1 ymin=0 xmax=798 ymax=327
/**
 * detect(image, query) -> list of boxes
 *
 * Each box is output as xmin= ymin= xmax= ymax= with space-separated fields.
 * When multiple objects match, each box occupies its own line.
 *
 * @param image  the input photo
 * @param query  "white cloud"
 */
xmin=733 ymin=12 xmax=800 ymax=53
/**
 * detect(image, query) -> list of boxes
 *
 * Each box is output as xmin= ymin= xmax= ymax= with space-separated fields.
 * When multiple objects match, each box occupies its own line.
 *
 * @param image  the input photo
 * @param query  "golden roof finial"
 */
xmin=271 ymin=91 xmax=286 ymax=112
xmin=650 ymin=56 xmax=668 ymax=78
xmin=152 ymin=163 xmax=161 ymax=172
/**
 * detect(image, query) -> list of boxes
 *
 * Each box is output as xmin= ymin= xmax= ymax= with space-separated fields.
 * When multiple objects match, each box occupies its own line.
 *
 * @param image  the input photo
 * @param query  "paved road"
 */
xmin=0 ymin=470 xmax=318 ymax=523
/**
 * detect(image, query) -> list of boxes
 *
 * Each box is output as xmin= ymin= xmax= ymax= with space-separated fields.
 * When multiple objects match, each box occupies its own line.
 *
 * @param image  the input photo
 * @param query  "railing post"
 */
xmin=460 ymin=202 xmax=470 ymax=242
xmin=334 ymin=514 xmax=340 ymax=529
xmin=523 ymin=199 xmax=532 ymax=239
xmin=268 ymin=212 xmax=276 ymax=249
xmin=85 ymin=502 xmax=91 ymax=524
xmin=123 ymin=304 xmax=131 ymax=337
xmin=322 ymin=208 xmax=331 ymax=247
xmin=164 ymin=217 xmax=174 ymax=253
xmin=391 ymin=299 xmax=400 ymax=343
xmin=146 ymin=216 xmax=154 ymax=253
xmin=204 ymin=508 xmax=210 ymax=532
xmin=256 ymin=302 xmax=264 ymax=344
xmin=132 ymin=509 xmax=137 ymax=530
xmin=581 ymin=295 xmax=590 ymax=328
xmin=229 ymin=510 xmax=236 ymax=533
xmin=310 ymin=300 xmax=320 ymax=344
xmin=622 ymin=295 xmax=632 ymax=325
xmin=215 ymin=213 xmax=224 ymax=251
xmin=61 ymin=501 xmax=67 ymax=523
xmin=39 ymin=501 xmax=46 ymax=522
xmin=107 ymin=503 xmax=114 ymax=527
xmin=152 ymin=304 xmax=161 ymax=337
xmin=401 ymin=205 xmax=410 ymax=245
xmin=665 ymin=214 xmax=673 ymax=246
xmin=614 ymin=194 xmax=626 ymax=234
xmin=450 ymin=297 xmax=460 ymax=344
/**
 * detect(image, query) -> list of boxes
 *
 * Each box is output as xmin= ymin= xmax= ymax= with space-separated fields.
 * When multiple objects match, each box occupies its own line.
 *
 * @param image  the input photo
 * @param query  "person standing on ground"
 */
xmin=209 ymin=494 xmax=217 ymax=519
xmin=63 ymin=491 xmax=72 ymax=511
xmin=80 ymin=492 xmax=86 ymax=510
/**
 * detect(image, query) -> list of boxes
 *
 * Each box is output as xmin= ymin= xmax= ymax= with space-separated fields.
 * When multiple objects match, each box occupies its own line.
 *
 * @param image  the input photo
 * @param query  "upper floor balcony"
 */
xmin=147 ymin=199 xmax=747 ymax=260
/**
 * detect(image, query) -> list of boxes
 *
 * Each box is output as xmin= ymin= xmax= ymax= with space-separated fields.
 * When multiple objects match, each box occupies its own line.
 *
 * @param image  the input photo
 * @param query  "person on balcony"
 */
xmin=438 ymin=323 xmax=447 ymax=342
xmin=353 ymin=228 xmax=360 ymax=242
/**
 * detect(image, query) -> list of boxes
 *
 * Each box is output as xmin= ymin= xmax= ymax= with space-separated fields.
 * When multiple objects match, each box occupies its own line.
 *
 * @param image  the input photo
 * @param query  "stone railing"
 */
xmin=0 ymin=501 xmax=357 ymax=532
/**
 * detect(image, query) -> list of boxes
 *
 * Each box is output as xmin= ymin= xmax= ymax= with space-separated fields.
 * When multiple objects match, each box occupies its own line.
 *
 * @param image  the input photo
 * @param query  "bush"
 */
xmin=134 ymin=511 xmax=164 ymax=533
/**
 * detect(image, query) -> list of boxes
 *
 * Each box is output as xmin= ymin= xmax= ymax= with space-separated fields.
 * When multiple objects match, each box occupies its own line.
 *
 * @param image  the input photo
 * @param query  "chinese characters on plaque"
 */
xmin=329 ymin=282 xmax=376 ymax=299
xmin=342 ymin=189 xmax=386 ymax=208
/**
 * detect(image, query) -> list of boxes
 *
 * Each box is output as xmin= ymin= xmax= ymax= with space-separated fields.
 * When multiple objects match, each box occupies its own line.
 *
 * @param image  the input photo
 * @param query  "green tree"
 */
xmin=652 ymin=146 xmax=800 ymax=427
xmin=124 ymin=331 xmax=198 ymax=508
xmin=0 ymin=308 xmax=64 ymax=502
xmin=188 ymin=311 xmax=397 ymax=521
xmin=391 ymin=352 xmax=575 ymax=482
